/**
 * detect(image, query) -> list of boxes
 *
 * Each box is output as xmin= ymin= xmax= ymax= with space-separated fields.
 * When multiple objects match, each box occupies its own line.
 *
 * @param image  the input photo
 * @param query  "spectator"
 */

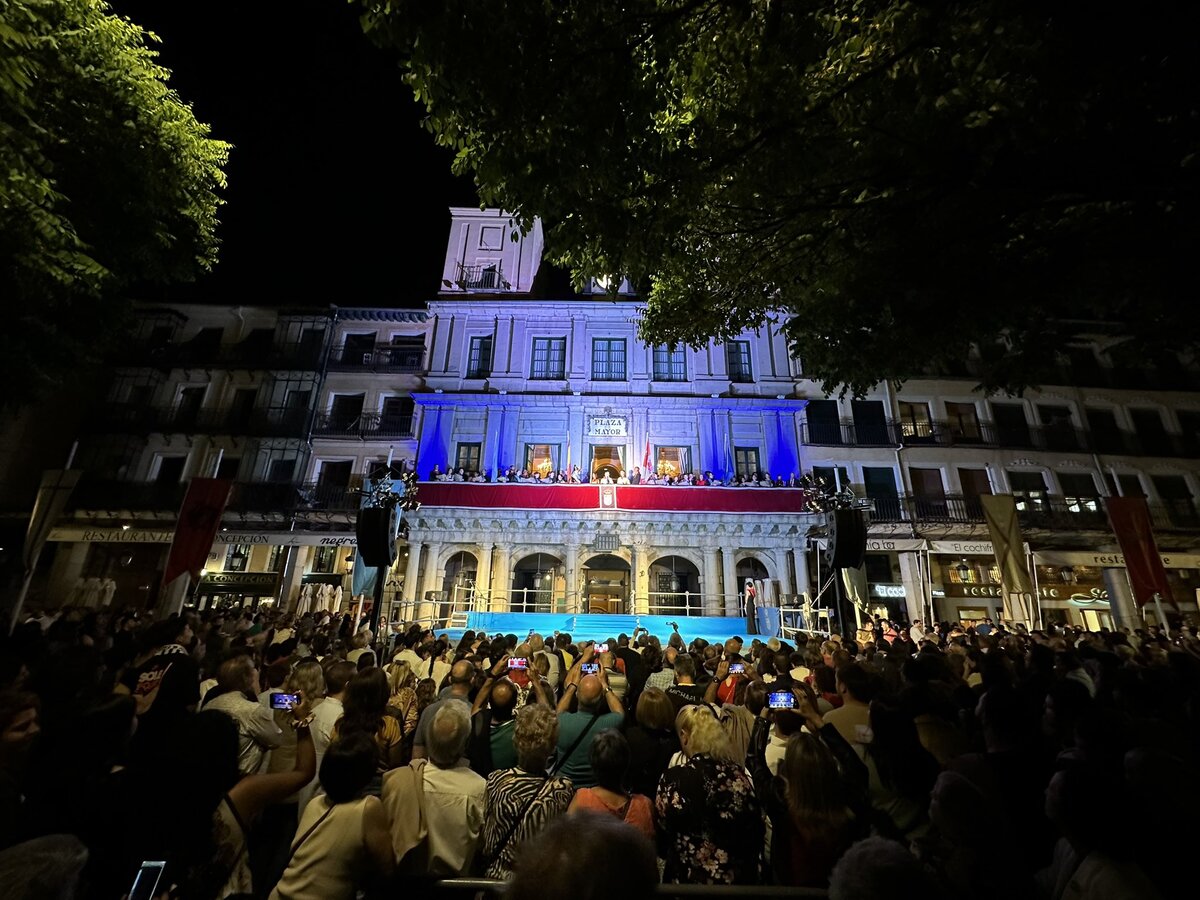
xmin=506 ymin=812 xmax=658 ymax=900
xmin=478 ymin=705 xmax=574 ymax=879
xmin=117 ymin=617 xmax=199 ymax=764
xmin=656 ymin=708 xmax=763 ymax=884
xmin=0 ymin=691 xmax=40 ymax=850
xmin=202 ymin=655 xmax=283 ymax=775
xmin=332 ymin=668 xmax=405 ymax=775
xmin=382 ymin=702 xmax=486 ymax=877
xmin=302 ymin=660 xmax=356 ymax=811
xmin=385 ymin=660 xmax=419 ymax=741
xmin=270 ymin=732 xmax=394 ymax=899
xmin=624 ymin=687 xmax=680 ymax=798
xmin=411 ymin=660 xmax=473 ymax=759
xmin=568 ymin=729 xmax=654 ymax=842
xmin=555 ymin=648 xmax=624 ymax=788
xmin=664 ymin=653 xmax=704 ymax=711
xmin=824 ymin=662 xmax=876 ymax=752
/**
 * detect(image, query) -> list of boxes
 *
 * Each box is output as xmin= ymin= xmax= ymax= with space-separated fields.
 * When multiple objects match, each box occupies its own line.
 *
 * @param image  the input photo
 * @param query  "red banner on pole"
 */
xmin=1105 ymin=497 xmax=1175 ymax=608
xmin=163 ymin=478 xmax=232 ymax=586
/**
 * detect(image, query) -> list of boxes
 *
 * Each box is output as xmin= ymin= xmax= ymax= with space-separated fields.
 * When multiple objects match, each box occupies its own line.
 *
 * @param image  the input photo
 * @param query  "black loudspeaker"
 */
xmin=824 ymin=509 xmax=867 ymax=570
xmin=356 ymin=505 xmax=399 ymax=568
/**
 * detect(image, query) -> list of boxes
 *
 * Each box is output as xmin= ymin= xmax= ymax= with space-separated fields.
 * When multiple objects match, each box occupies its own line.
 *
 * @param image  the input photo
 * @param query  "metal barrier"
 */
xmin=432 ymin=879 xmax=827 ymax=898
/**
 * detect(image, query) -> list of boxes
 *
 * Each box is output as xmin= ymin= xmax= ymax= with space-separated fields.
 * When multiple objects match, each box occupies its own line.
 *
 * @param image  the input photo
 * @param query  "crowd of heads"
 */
xmin=0 ymin=601 xmax=1196 ymax=899
xmin=427 ymin=462 xmax=805 ymax=487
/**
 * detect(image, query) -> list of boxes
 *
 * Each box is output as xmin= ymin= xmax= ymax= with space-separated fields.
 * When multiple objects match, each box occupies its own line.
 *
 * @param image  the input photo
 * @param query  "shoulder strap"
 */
xmin=480 ymin=775 xmax=551 ymax=872
xmin=551 ymin=711 xmax=601 ymax=776
xmin=290 ymin=803 xmax=336 ymax=856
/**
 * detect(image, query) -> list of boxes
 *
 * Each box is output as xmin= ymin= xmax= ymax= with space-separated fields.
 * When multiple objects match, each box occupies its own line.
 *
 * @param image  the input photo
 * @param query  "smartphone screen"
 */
xmin=767 ymin=690 xmax=796 ymax=709
xmin=595 ymin=643 xmax=609 ymax=653
xmin=508 ymin=657 xmax=528 ymax=670
xmin=129 ymin=860 xmax=166 ymax=900
xmin=270 ymin=693 xmax=299 ymax=710
xmin=581 ymin=662 xmax=600 ymax=675
xmin=729 ymin=663 xmax=745 ymax=674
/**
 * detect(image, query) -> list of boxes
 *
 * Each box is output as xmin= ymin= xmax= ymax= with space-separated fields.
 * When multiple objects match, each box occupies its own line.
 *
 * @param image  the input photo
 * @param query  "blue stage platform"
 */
xmin=454 ymin=612 xmax=762 ymax=646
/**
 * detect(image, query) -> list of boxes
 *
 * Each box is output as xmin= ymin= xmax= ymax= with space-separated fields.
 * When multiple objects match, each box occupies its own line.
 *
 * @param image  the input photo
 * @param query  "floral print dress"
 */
xmin=654 ymin=753 xmax=763 ymax=884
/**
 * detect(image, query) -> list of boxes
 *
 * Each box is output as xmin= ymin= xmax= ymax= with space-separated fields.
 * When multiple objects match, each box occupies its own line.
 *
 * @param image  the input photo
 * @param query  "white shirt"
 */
xmin=422 ymin=760 xmax=487 ymax=876
xmin=203 ymin=691 xmax=283 ymax=775
xmin=298 ymin=696 xmax=343 ymax=810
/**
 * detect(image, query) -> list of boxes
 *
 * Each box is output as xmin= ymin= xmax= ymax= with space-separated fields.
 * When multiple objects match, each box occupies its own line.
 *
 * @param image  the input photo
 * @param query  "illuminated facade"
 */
xmin=26 ymin=208 xmax=1200 ymax=628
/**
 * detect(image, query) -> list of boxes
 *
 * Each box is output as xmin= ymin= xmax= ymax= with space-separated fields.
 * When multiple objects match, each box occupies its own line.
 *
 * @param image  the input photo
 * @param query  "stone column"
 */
xmin=773 ymin=548 xmax=794 ymax=602
xmin=401 ymin=542 xmax=422 ymax=622
xmin=491 ymin=544 xmax=512 ymax=613
xmin=794 ymin=543 xmax=811 ymax=600
xmin=279 ymin=546 xmax=304 ymax=611
xmin=474 ymin=543 xmax=494 ymax=612
xmin=703 ymin=547 xmax=722 ymax=615
xmin=631 ymin=544 xmax=649 ymax=615
xmin=721 ymin=547 xmax=739 ymax=616
xmin=417 ymin=541 xmax=444 ymax=623
xmin=564 ymin=543 xmax=580 ymax=613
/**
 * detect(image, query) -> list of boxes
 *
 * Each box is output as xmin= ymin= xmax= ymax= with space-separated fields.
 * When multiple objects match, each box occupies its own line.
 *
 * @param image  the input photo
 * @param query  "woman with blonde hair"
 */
xmin=656 ymin=703 xmax=761 ymax=884
xmin=385 ymin=660 xmax=419 ymax=738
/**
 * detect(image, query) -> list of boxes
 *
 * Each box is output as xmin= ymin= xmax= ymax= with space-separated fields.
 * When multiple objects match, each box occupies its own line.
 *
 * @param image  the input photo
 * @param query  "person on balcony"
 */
xmin=629 ymin=467 xmax=642 ymax=484
xmin=616 ymin=470 xmax=630 ymax=485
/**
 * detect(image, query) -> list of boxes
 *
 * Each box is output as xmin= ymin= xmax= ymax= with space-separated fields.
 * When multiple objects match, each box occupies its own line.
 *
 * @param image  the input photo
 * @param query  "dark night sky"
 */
xmin=111 ymin=0 xmax=477 ymax=306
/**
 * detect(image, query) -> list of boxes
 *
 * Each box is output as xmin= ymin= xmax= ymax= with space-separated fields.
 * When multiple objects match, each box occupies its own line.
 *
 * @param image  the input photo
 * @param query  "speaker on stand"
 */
xmin=823 ymin=508 xmax=868 ymax=640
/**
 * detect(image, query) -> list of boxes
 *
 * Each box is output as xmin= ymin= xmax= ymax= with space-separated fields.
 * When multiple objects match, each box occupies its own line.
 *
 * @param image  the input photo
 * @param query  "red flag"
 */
xmin=1105 ymin=497 xmax=1175 ymax=608
xmin=642 ymin=435 xmax=651 ymax=470
xmin=163 ymin=478 xmax=232 ymax=586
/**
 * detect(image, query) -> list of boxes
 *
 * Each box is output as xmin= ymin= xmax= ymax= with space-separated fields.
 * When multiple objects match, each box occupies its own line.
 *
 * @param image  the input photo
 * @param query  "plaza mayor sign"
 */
xmin=587 ymin=416 xmax=628 ymax=437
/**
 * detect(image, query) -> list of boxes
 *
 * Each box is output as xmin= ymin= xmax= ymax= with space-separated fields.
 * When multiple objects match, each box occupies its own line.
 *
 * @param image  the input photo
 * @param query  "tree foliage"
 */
xmin=0 ymin=0 xmax=228 ymax=404
xmin=359 ymin=0 xmax=1200 ymax=394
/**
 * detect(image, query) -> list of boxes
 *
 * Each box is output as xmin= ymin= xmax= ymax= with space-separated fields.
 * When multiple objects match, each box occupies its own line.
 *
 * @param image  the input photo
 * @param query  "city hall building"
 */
xmin=27 ymin=208 xmax=1200 ymax=629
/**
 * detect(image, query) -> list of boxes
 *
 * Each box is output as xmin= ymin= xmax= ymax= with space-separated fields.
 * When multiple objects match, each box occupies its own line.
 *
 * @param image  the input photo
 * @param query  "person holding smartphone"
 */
xmin=554 ymin=644 xmax=624 ymax=788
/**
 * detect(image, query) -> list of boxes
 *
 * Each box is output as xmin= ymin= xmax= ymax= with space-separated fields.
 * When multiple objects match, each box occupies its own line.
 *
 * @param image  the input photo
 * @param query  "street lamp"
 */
xmin=956 ymin=561 xmax=971 ymax=583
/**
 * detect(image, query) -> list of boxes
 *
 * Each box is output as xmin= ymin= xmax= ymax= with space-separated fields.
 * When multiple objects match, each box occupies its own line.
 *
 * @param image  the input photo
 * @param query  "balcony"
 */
xmin=800 ymin=419 xmax=1193 ymax=457
xmin=67 ymin=479 xmax=360 ymax=514
xmin=327 ymin=345 xmax=425 ymax=373
xmin=121 ymin=340 xmax=324 ymax=371
xmin=312 ymin=412 xmax=416 ymax=440
xmin=90 ymin=405 xmax=311 ymax=438
xmin=455 ymin=263 xmax=510 ymax=291
xmin=865 ymin=493 xmax=1200 ymax=532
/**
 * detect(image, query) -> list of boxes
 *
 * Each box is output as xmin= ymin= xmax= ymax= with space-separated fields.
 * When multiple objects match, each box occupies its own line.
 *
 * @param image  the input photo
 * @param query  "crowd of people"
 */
xmin=429 ymin=463 xmax=805 ymax=487
xmin=0 ymin=602 xmax=1196 ymax=899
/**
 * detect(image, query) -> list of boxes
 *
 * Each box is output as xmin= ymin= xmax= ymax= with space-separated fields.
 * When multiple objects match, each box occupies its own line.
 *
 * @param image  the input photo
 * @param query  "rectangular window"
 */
xmin=1104 ymin=473 xmax=1146 ymax=498
xmin=898 ymin=401 xmax=934 ymax=442
xmin=945 ymin=402 xmax=981 ymax=442
xmin=1152 ymin=475 xmax=1197 ymax=525
xmin=806 ymin=399 xmax=843 ymax=445
xmin=455 ymin=442 xmax=482 ymax=474
xmin=267 ymin=458 xmax=297 ymax=483
xmin=910 ymin=467 xmax=948 ymax=519
xmin=992 ymin=403 xmax=1032 ymax=447
xmin=1130 ymin=408 xmax=1170 ymax=456
xmin=1058 ymin=472 xmax=1100 ymax=512
xmin=154 ymin=456 xmax=186 ymax=484
xmin=530 ymin=337 xmax=567 ymax=379
xmin=524 ymin=443 xmax=556 ymax=476
xmin=734 ymin=447 xmax=761 ymax=479
xmin=851 ymin=400 xmax=889 ymax=445
xmin=1038 ymin=404 xmax=1079 ymax=452
xmin=655 ymin=446 xmax=690 ymax=477
xmin=591 ymin=338 xmax=627 ymax=381
xmin=379 ymin=397 xmax=414 ymax=436
xmin=267 ymin=544 xmax=286 ymax=572
xmin=862 ymin=467 xmax=899 ymax=521
xmin=224 ymin=543 xmax=252 ymax=572
xmin=216 ymin=456 xmax=241 ymax=481
xmin=1085 ymin=407 xmax=1125 ymax=454
xmin=467 ymin=336 xmax=493 ymax=379
xmin=958 ymin=468 xmax=992 ymax=519
xmin=726 ymin=341 xmax=752 ymax=382
xmin=311 ymin=546 xmax=337 ymax=574
xmin=1008 ymin=470 xmax=1048 ymax=512
xmin=652 ymin=345 xmax=687 ymax=382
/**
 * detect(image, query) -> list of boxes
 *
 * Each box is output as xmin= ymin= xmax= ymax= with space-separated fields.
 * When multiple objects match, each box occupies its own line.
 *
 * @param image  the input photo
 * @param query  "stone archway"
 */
xmin=647 ymin=554 xmax=702 ymax=616
xmin=580 ymin=552 xmax=631 ymax=614
xmin=440 ymin=550 xmax=478 ymax=613
xmin=510 ymin=551 xmax=565 ymax=613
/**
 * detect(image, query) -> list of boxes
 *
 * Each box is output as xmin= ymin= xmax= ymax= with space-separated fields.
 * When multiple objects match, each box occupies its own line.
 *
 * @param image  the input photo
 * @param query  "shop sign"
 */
xmin=942 ymin=582 xmax=1109 ymax=603
xmin=587 ymin=416 xmax=628 ymax=437
xmin=1033 ymin=550 xmax=1200 ymax=570
xmin=870 ymin=583 xmax=907 ymax=598
xmin=48 ymin=527 xmax=174 ymax=543
xmin=866 ymin=538 xmax=925 ymax=552
xmin=200 ymin=572 xmax=280 ymax=588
